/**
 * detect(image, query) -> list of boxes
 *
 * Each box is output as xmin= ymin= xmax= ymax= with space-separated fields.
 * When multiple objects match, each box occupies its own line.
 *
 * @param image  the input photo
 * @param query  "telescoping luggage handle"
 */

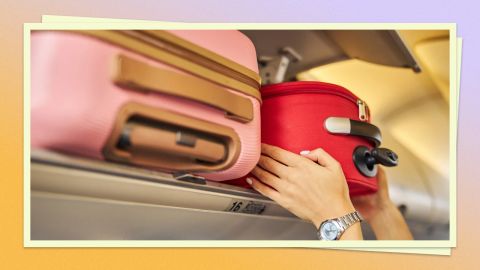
xmin=103 ymin=103 xmax=241 ymax=173
xmin=113 ymin=55 xmax=254 ymax=123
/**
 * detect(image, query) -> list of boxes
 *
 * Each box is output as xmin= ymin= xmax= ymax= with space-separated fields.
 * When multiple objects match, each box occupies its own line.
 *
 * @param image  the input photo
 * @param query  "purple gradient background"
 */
xmin=0 ymin=0 xmax=478 ymax=269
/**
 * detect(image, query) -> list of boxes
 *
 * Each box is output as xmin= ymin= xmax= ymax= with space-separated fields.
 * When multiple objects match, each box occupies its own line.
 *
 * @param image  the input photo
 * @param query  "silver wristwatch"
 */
xmin=317 ymin=211 xmax=364 ymax=240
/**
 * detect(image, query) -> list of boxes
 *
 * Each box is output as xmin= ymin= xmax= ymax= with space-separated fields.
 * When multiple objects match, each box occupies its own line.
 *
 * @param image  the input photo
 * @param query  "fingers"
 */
xmin=261 ymin=143 xmax=302 ymax=166
xmin=300 ymin=148 xmax=339 ymax=168
xmin=257 ymin=155 xmax=288 ymax=177
xmin=251 ymin=166 xmax=283 ymax=191
xmin=246 ymin=177 xmax=281 ymax=202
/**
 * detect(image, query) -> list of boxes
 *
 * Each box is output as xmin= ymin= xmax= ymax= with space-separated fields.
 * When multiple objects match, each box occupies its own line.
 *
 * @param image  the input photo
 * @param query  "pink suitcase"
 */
xmin=31 ymin=30 xmax=262 ymax=181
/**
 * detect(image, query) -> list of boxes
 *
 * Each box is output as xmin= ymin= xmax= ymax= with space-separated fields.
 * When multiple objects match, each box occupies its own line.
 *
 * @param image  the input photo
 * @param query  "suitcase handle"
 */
xmin=324 ymin=117 xmax=382 ymax=146
xmin=103 ymin=103 xmax=241 ymax=173
xmin=119 ymin=123 xmax=227 ymax=164
xmin=113 ymin=55 xmax=254 ymax=123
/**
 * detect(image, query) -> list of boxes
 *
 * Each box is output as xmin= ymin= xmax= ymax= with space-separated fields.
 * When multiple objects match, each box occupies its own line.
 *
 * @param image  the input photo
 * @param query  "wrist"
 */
xmin=315 ymin=207 xmax=364 ymax=240
xmin=311 ymin=199 xmax=356 ymax=229
xmin=366 ymin=199 xmax=396 ymax=222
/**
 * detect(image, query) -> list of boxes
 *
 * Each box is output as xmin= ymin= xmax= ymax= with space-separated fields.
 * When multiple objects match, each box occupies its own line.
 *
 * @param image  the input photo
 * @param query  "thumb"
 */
xmin=300 ymin=148 xmax=339 ymax=168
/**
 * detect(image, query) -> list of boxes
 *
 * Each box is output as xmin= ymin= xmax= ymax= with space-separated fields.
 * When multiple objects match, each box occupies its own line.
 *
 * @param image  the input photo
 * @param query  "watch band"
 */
xmin=317 ymin=210 xmax=364 ymax=240
xmin=335 ymin=211 xmax=364 ymax=231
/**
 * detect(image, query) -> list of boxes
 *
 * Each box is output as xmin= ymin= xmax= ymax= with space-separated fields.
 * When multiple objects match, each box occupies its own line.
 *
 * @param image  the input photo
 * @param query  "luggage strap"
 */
xmin=75 ymin=30 xmax=262 ymax=102
xmin=113 ymin=55 xmax=254 ymax=123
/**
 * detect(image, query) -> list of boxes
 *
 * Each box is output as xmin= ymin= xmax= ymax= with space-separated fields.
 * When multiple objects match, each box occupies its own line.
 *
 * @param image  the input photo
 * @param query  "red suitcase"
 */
xmin=227 ymin=81 xmax=398 ymax=196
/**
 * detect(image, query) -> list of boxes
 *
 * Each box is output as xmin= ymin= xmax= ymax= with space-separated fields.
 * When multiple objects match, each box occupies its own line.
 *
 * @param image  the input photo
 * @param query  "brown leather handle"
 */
xmin=113 ymin=55 xmax=254 ymax=123
xmin=124 ymin=123 xmax=226 ymax=163
xmin=103 ymin=103 xmax=241 ymax=173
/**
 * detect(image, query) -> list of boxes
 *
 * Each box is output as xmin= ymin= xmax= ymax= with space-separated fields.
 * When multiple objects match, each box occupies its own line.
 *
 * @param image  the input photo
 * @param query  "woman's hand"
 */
xmin=247 ymin=143 xmax=356 ymax=230
xmin=350 ymin=167 xmax=414 ymax=240
xmin=350 ymin=167 xmax=392 ymax=221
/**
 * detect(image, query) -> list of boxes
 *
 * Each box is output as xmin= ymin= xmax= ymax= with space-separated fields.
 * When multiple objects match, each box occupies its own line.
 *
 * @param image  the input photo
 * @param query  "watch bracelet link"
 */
xmin=336 ymin=211 xmax=364 ymax=230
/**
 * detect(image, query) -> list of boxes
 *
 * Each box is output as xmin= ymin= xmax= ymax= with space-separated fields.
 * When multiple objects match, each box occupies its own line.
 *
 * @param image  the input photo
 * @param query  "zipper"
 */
xmin=74 ymin=30 xmax=262 ymax=102
xmin=262 ymin=82 xmax=370 ymax=122
xmin=357 ymin=99 xmax=369 ymax=121
xmin=121 ymin=30 xmax=261 ymax=91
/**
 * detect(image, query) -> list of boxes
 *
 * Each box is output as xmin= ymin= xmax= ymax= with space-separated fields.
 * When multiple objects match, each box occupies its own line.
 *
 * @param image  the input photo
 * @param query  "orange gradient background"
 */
xmin=1 ymin=0 xmax=478 ymax=269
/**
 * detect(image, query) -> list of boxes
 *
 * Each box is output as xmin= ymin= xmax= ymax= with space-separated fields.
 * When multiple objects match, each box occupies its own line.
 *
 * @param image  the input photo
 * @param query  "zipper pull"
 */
xmin=357 ymin=99 xmax=368 ymax=121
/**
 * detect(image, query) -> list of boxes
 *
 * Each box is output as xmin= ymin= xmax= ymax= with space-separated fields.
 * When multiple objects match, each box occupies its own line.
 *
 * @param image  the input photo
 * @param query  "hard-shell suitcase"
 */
xmin=31 ymin=30 xmax=262 ymax=181
xmin=226 ymin=81 xmax=398 ymax=196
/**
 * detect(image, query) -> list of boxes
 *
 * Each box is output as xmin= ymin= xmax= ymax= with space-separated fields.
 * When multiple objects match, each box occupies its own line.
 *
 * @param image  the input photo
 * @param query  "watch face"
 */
xmin=320 ymin=220 xmax=340 ymax=240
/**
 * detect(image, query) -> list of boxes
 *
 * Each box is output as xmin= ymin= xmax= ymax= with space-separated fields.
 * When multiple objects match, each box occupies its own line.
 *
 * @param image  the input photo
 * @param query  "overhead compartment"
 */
xmin=241 ymin=30 xmax=420 ymax=84
xmin=30 ymin=151 xmax=316 ymax=240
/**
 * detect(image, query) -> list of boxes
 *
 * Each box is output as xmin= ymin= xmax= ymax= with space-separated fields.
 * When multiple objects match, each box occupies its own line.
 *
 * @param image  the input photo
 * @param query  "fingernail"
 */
xmin=246 ymin=178 xmax=253 ymax=185
xmin=300 ymin=150 xmax=310 ymax=155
